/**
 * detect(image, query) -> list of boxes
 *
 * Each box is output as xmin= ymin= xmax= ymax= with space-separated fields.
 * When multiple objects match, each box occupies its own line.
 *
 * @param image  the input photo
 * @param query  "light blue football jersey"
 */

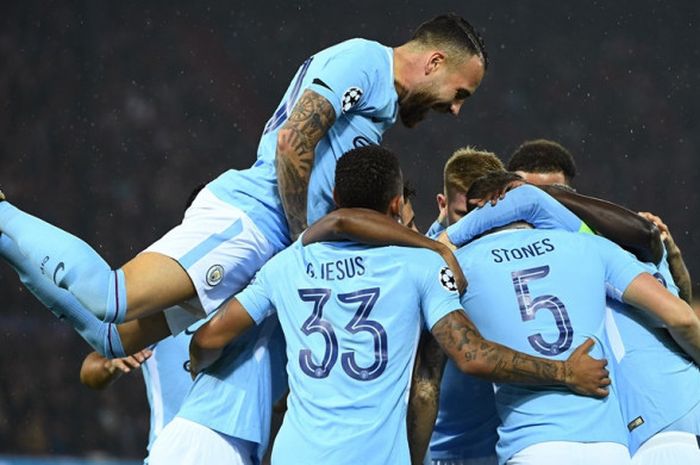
xmin=429 ymin=360 xmax=499 ymax=461
xmin=207 ymin=38 xmax=398 ymax=250
xmin=446 ymin=185 xmax=590 ymax=247
xmin=141 ymin=334 xmax=193 ymax=459
xmin=236 ymin=238 xmax=461 ymax=465
xmin=428 ymin=219 xmax=499 ymax=462
xmin=426 ymin=220 xmax=446 ymax=239
xmin=455 ymin=229 xmax=645 ymax=464
xmin=605 ymin=248 xmax=700 ymax=453
xmin=175 ymin=315 xmax=288 ymax=463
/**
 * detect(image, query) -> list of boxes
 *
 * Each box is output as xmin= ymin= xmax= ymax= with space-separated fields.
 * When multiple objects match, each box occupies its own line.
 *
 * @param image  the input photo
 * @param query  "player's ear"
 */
xmin=332 ymin=188 xmax=340 ymax=208
xmin=426 ymin=51 xmax=446 ymax=75
xmin=437 ymin=192 xmax=447 ymax=211
xmin=388 ymin=194 xmax=403 ymax=222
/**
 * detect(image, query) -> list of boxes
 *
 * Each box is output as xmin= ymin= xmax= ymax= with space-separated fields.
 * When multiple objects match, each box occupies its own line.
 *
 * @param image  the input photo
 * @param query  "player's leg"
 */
xmin=0 ymin=199 xmax=134 ymax=323
xmin=148 ymin=417 xmax=256 ymax=465
xmin=0 ymin=233 xmax=126 ymax=357
xmin=631 ymin=431 xmax=700 ymax=465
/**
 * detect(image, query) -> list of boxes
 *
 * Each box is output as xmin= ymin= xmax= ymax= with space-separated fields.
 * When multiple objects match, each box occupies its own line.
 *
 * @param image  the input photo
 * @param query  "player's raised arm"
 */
xmin=276 ymin=89 xmax=336 ymax=240
xmin=540 ymin=185 xmax=663 ymax=265
xmin=638 ymin=211 xmax=692 ymax=303
xmin=430 ymin=310 xmax=611 ymax=397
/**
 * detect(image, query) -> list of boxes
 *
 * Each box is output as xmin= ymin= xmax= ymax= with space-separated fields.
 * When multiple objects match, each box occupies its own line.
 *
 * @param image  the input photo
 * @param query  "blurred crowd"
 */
xmin=1 ymin=1 xmax=697 ymax=458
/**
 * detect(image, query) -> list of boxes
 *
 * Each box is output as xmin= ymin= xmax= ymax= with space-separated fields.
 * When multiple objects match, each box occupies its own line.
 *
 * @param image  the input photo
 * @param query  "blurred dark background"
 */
xmin=1 ymin=0 xmax=698 ymax=458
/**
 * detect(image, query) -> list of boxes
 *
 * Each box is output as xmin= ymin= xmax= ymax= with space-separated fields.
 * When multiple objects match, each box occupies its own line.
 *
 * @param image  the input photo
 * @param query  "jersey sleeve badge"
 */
xmin=342 ymin=87 xmax=363 ymax=112
xmin=439 ymin=266 xmax=458 ymax=293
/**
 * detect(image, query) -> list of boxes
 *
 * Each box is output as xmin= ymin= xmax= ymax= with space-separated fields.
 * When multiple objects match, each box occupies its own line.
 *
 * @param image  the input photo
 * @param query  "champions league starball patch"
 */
xmin=439 ymin=266 xmax=458 ymax=293
xmin=342 ymin=87 xmax=363 ymax=112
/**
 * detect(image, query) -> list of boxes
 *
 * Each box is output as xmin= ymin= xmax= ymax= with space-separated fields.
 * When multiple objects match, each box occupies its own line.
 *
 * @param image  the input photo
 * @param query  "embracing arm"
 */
xmin=431 ymin=310 xmax=610 ymax=397
xmin=189 ymin=298 xmax=255 ymax=376
xmin=407 ymin=332 xmax=447 ymax=465
xmin=303 ymin=208 xmax=466 ymax=293
xmin=276 ymin=89 xmax=336 ymax=240
xmin=623 ymin=273 xmax=700 ymax=363
xmin=638 ymin=211 xmax=692 ymax=303
xmin=541 ymin=185 xmax=663 ymax=265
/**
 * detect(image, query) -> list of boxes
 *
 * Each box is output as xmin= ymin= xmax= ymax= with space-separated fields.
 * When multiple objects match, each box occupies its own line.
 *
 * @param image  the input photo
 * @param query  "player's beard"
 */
xmin=398 ymin=87 xmax=437 ymax=128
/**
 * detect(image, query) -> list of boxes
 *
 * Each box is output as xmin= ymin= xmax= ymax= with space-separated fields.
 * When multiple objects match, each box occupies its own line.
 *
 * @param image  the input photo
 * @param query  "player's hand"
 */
xmin=104 ymin=348 xmax=153 ymax=375
xmin=638 ymin=211 xmax=672 ymax=244
xmin=468 ymin=179 xmax=526 ymax=208
xmin=563 ymin=338 xmax=610 ymax=398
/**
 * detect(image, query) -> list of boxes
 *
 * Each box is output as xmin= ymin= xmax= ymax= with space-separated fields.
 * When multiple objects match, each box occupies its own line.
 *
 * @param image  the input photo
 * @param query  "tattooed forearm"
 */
xmin=431 ymin=310 xmax=566 ymax=385
xmin=276 ymin=89 xmax=336 ymax=239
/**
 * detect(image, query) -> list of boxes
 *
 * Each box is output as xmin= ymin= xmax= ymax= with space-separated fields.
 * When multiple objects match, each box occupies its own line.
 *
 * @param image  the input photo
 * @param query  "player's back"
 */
xmin=455 ymin=228 xmax=635 ymax=462
xmin=257 ymin=239 xmax=458 ymax=465
xmin=605 ymin=250 xmax=700 ymax=452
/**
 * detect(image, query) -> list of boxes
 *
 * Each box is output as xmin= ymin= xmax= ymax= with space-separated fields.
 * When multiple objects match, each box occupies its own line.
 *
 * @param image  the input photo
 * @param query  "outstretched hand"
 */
xmin=105 ymin=348 xmax=153 ymax=375
xmin=563 ymin=338 xmax=610 ymax=398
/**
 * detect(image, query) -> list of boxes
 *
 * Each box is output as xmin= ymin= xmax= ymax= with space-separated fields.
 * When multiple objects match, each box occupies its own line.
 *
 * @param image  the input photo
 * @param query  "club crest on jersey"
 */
xmin=439 ymin=266 xmax=458 ymax=293
xmin=342 ymin=87 xmax=363 ymax=112
xmin=206 ymin=264 xmax=225 ymax=286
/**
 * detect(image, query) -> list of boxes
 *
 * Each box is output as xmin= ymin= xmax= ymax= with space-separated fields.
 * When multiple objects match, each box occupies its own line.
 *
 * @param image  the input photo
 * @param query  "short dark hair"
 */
xmin=412 ymin=13 xmax=488 ymax=70
xmin=403 ymin=180 xmax=416 ymax=201
xmin=507 ymin=139 xmax=577 ymax=183
xmin=335 ymin=146 xmax=402 ymax=213
xmin=466 ymin=171 xmax=523 ymax=213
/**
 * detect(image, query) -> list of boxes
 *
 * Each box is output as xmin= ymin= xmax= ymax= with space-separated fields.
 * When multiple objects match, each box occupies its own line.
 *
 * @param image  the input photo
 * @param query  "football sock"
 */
xmin=0 ymin=234 xmax=126 ymax=357
xmin=0 ymin=201 xmax=127 ymax=323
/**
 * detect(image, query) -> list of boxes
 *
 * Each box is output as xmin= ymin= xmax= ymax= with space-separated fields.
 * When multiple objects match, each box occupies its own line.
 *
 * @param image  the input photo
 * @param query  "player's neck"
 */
xmin=392 ymin=44 xmax=419 ymax=101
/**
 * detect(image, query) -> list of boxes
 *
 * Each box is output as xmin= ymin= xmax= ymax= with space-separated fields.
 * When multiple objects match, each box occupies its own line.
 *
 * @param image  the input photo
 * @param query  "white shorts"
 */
xmin=507 ymin=441 xmax=631 ymax=465
xmin=145 ymin=188 xmax=276 ymax=334
xmin=632 ymin=431 xmax=700 ymax=465
xmin=148 ymin=417 xmax=256 ymax=465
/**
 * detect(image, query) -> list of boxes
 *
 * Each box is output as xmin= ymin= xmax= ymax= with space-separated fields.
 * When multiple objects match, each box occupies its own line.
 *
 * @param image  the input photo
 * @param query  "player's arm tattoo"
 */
xmin=407 ymin=332 xmax=447 ymax=465
xmin=665 ymin=243 xmax=692 ymax=304
xmin=276 ymin=89 xmax=336 ymax=240
xmin=431 ymin=310 xmax=567 ymax=384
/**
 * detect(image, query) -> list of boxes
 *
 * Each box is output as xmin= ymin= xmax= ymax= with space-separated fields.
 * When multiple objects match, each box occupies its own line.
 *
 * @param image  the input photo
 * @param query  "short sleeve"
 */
xmin=235 ymin=269 xmax=276 ymax=324
xmin=446 ymin=185 xmax=584 ymax=246
xmin=588 ymin=235 xmax=647 ymax=301
xmin=306 ymin=40 xmax=387 ymax=118
xmin=416 ymin=252 xmax=463 ymax=330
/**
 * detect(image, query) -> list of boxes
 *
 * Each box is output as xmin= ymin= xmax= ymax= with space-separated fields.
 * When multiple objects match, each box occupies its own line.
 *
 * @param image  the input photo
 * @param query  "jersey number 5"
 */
xmin=511 ymin=266 xmax=573 ymax=356
xmin=298 ymin=287 xmax=387 ymax=381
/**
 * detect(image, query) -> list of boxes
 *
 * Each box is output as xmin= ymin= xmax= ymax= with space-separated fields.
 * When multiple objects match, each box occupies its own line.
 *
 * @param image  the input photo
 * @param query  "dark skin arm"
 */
xmin=80 ymin=349 xmax=152 ymax=389
xmin=302 ymin=208 xmax=467 ymax=293
xmin=540 ymin=185 xmax=663 ymax=265
xmin=407 ymin=332 xmax=447 ymax=465
xmin=276 ymin=89 xmax=336 ymax=240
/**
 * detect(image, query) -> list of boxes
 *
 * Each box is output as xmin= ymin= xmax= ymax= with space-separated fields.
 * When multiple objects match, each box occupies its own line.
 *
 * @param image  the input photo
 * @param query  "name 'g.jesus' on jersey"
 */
xmin=237 ymin=238 xmax=462 ymax=465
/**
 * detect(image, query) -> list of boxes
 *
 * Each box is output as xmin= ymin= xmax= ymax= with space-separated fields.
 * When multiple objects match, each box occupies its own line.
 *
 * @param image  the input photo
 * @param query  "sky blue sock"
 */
xmin=0 ymin=233 xmax=126 ymax=358
xmin=0 ymin=201 xmax=127 ymax=323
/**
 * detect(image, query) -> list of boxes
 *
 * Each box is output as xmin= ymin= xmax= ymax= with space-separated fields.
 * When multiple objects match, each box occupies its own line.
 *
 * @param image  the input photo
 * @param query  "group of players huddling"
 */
xmin=1 ymin=13 xmax=699 ymax=465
